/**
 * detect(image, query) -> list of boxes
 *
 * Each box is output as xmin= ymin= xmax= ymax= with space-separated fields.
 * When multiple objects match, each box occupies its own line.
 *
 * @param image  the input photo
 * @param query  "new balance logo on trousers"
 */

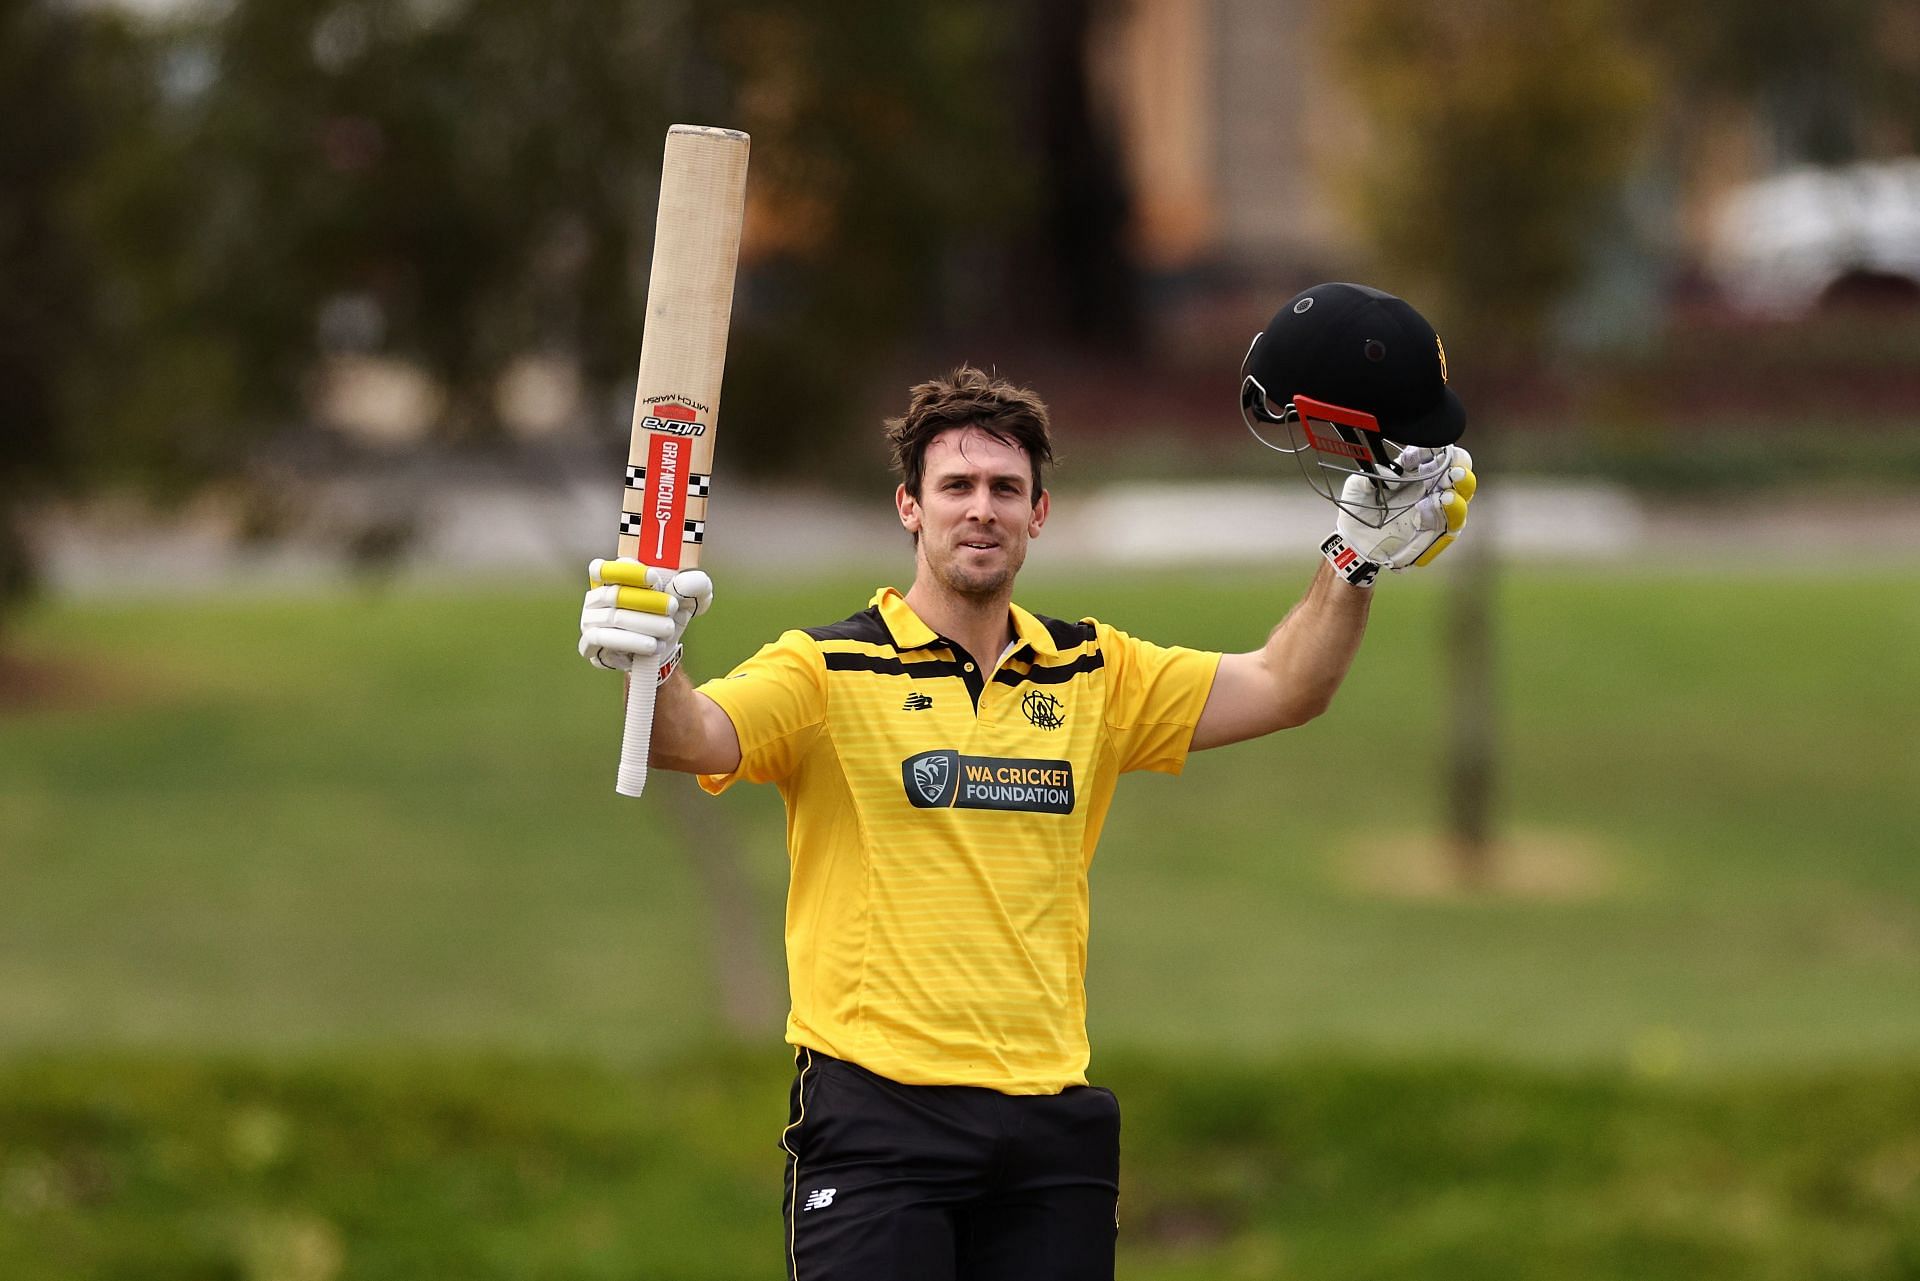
xmin=802 ymin=1187 xmax=837 ymax=1212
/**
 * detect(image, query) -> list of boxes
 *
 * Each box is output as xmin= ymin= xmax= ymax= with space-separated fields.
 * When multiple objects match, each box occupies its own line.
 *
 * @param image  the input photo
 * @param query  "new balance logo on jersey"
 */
xmin=902 ymin=692 xmax=933 ymax=711
xmin=802 ymin=1187 xmax=837 ymax=1212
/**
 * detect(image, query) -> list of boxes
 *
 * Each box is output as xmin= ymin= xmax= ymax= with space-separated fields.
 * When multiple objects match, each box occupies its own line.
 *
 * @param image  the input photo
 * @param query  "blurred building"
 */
xmin=1097 ymin=0 xmax=1353 ymax=277
xmin=1084 ymin=0 xmax=1359 ymax=370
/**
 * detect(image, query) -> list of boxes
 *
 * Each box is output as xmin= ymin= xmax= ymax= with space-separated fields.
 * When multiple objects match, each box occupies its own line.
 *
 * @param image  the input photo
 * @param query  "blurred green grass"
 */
xmin=2 ymin=1052 xmax=1916 ymax=1281
xmin=1 ymin=566 xmax=1917 ymax=1068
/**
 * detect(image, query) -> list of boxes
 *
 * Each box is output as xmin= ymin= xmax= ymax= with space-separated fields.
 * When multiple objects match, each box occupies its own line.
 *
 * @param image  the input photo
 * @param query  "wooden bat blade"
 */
xmin=621 ymin=123 xmax=750 ymax=575
xmin=615 ymin=123 xmax=750 ymax=798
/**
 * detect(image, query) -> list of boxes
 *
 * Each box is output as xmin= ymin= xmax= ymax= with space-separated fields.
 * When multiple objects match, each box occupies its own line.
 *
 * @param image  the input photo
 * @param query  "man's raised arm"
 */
xmin=1192 ymin=563 xmax=1369 ymax=749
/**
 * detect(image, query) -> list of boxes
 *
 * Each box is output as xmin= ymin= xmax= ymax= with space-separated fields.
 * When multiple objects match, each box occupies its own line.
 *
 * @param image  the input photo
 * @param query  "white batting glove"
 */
xmin=578 ymin=558 xmax=714 ymax=676
xmin=1321 ymin=446 xmax=1476 ymax=587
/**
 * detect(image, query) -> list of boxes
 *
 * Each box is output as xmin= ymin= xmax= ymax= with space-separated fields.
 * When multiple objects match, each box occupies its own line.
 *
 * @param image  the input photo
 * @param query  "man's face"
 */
xmin=897 ymin=426 xmax=1049 ymax=601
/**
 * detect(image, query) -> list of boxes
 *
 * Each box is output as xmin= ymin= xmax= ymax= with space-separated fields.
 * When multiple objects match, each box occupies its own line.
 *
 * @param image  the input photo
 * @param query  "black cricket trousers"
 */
xmin=780 ymin=1049 xmax=1122 ymax=1280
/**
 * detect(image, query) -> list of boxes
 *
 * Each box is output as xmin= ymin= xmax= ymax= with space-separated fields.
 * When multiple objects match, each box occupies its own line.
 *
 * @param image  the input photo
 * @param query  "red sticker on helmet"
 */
xmin=1301 ymin=419 xmax=1379 ymax=463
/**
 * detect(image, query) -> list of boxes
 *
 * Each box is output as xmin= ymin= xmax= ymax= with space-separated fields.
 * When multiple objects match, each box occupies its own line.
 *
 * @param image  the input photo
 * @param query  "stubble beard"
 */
xmin=930 ymin=541 xmax=1022 ymax=602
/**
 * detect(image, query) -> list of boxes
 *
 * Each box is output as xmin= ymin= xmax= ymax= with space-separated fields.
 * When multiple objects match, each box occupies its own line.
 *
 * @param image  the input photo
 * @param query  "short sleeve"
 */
xmin=694 ymin=630 xmax=827 ymax=793
xmin=1098 ymin=622 xmax=1222 ymax=775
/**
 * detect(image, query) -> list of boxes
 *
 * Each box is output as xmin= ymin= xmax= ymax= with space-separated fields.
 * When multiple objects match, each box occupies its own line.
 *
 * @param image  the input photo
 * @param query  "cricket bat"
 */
xmin=612 ymin=124 xmax=750 ymax=798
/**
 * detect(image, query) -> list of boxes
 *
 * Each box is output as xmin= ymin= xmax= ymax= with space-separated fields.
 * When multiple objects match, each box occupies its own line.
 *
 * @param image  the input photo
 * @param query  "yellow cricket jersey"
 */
xmin=695 ymin=587 xmax=1220 ymax=1095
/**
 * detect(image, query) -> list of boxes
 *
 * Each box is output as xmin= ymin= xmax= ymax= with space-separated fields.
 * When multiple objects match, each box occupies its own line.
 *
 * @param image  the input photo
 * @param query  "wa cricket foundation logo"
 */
xmin=902 ymin=751 xmax=1075 ymax=814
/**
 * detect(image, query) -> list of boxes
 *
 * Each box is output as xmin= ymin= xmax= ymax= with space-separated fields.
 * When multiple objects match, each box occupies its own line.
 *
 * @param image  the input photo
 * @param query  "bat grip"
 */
xmin=615 ymin=652 xmax=664 ymax=798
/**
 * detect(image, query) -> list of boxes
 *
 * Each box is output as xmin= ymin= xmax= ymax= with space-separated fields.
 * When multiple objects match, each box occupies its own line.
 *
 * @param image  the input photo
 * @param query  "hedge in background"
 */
xmin=4 ymin=1052 xmax=1918 ymax=1280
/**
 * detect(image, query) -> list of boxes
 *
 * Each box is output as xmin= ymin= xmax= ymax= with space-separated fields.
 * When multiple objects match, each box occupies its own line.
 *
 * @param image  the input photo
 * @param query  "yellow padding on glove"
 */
xmin=1441 ymin=491 xmax=1469 ymax=532
xmin=1412 ymin=534 xmax=1456 ymax=567
xmin=594 ymin=560 xmax=657 ymax=589
xmin=1452 ymin=468 xmax=1477 ymax=502
xmin=614 ymin=586 xmax=674 ymax=615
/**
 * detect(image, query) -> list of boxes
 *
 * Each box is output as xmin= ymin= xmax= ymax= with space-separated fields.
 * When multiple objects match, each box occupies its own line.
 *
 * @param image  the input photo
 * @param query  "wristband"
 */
xmin=1320 ymin=532 xmax=1381 ymax=588
xmin=656 ymin=643 xmax=683 ymax=686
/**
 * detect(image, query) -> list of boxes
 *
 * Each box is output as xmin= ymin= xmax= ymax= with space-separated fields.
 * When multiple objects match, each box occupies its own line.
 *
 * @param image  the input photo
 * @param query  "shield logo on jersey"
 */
xmin=903 ymin=750 xmax=959 ymax=808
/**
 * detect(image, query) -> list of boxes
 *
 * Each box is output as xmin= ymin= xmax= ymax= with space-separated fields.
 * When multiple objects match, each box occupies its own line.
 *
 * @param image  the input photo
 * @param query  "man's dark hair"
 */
xmin=883 ymin=366 xmax=1055 ymax=501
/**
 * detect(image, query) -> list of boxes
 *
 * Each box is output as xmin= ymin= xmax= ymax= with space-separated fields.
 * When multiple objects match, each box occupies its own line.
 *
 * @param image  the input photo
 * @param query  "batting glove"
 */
xmin=1321 ymin=446 xmax=1476 ymax=588
xmin=579 ymin=558 xmax=714 ymax=678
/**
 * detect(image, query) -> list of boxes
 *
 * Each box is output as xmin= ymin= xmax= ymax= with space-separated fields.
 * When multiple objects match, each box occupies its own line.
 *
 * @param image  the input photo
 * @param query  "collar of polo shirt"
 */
xmin=869 ymin=587 xmax=1065 ymax=659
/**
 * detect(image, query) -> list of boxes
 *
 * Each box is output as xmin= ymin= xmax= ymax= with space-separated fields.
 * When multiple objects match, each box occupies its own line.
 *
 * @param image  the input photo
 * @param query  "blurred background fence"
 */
xmin=3 ymin=0 xmax=1919 ymax=1277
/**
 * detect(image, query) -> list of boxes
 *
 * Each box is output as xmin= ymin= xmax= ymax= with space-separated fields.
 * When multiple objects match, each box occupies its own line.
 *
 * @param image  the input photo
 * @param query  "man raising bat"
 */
xmin=579 ymin=282 xmax=1475 ymax=1281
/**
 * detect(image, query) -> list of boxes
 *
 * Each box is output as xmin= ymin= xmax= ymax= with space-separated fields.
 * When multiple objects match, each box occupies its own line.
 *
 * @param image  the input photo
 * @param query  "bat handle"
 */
xmin=615 ymin=652 xmax=664 ymax=798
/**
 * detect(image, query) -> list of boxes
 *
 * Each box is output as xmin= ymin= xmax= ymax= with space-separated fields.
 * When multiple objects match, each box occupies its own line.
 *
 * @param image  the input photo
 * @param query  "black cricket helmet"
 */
xmin=1240 ymin=282 xmax=1465 ymax=525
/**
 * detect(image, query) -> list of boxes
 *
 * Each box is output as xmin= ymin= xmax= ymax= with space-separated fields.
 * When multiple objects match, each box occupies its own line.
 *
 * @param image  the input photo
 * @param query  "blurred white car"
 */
xmin=1707 ymin=157 xmax=1920 ymax=314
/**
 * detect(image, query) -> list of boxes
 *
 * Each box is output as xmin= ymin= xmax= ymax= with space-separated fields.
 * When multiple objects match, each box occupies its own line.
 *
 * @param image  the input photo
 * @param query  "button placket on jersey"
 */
xmin=976 ymin=646 xmax=1029 ymax=739
xmin=926 ymin=635 xmax=989 ymax=714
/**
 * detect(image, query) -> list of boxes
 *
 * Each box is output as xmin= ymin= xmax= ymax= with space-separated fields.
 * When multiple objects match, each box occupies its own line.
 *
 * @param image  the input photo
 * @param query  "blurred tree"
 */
xmin=1328 ymin=0 xmax=1656 ymax=884
xmin=691 ymin=0 xmax=1028 ymax=467
xmin=1019 ymin=0 xmax=1139 ymax=349
xmin=0 ymin=0 xmax=130 ymax=633
xmin=71 ymin=0 xmax=685 ymax=467
xmin=63 ymin=0 xmax=1026 ymax=491
xmin=1628 ymin=0 xmax=1916 ymax=164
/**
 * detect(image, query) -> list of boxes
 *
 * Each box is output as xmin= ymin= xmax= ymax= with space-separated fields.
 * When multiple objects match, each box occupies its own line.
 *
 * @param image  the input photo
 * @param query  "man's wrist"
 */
xmin=656 ymin=643 xmax=684 ymax=686
xmin=1320 ymin=532 xmax=1381 ymax=589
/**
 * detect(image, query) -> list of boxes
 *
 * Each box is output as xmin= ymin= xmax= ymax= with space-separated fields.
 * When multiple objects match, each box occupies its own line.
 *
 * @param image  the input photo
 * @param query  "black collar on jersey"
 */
xmin=806 ymin=588 xmax=1098 ymax=712
xmin=871 ymin=587 xmax=1066 ymax=660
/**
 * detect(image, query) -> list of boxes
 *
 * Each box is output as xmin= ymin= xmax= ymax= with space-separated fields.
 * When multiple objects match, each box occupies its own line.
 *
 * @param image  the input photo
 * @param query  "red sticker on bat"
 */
xmin=644 ymin=432 xmax=689 ymax=568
